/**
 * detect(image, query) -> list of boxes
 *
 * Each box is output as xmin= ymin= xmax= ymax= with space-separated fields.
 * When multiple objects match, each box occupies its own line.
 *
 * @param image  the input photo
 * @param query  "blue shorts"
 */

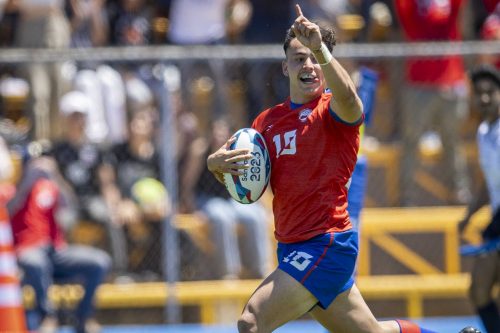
xmin=277 ymin=229 xmax=358 ymax=309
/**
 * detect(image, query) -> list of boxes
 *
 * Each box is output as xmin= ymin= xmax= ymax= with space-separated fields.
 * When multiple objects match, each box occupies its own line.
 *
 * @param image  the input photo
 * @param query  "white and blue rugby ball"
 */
xmin=224 ymin=128 xmax=271 ymax=204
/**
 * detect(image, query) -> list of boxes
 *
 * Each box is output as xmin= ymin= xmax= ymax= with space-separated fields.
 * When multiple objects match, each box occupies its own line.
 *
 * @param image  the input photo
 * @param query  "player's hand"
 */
xmin=207 ymin=136 xmax=253 ymax=178
xmin=291 ymin=4 xmax=322 ymax=51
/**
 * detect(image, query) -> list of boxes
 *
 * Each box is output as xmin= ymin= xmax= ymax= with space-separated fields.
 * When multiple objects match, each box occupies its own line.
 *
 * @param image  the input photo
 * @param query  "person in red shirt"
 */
xmin=480 ymin=3 xmax=500 ymax=69
xmin=7 ymin=156 xmax=111 ymax=333
xmin=207 ymin=4 xmax=479 ymax=333
xmin=395 ymin=0 xmax=471 ymax=206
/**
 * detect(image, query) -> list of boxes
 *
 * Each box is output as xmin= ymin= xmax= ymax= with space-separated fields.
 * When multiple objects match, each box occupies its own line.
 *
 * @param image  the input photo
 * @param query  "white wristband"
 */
xmin=315 ymin=43 xmax=333 ymax=66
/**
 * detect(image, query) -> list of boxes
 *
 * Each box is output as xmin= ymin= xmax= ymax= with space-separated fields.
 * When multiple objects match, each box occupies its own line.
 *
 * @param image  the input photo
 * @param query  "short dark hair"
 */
xmin=470 ymin=65 xmax=500 ymax=88
xmin=283 ymin=23 xmax=337 ymax=55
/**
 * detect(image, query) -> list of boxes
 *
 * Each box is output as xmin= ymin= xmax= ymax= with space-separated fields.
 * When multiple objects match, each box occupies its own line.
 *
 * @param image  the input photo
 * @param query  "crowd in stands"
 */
xmin=0 ymin=0 xmax=498 ymax=332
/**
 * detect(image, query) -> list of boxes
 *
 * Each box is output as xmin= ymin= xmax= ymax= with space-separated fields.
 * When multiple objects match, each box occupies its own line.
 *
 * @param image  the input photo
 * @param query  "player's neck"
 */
xmin=290 ymin=93 xmax=322 ymax=106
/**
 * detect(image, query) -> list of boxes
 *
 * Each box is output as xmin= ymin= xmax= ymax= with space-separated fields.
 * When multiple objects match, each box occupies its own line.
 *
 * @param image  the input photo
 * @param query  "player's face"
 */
xmin=283 ymin=38 xmax=325 ymax=103
xmin=473 ymin=78 xmax=500 ymax=121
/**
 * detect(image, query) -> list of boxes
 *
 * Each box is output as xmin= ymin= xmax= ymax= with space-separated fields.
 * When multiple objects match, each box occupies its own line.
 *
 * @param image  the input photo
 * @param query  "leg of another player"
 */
xmin=238 ymin=268 xmax=319 ymax=333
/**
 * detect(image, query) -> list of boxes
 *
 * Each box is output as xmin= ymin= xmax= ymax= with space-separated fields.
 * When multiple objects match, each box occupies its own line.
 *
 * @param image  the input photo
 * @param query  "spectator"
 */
xmin=108 ymin=0 xmax=153 ymax=46
xmin=395 ymin=0 xmax=471 ymax=206
xmin=167 ymin=0 xmax=252 ymax=135
xmin=458 ymin=65 xmax=500 ymax=333
xmin=243 ymin=0 xmax=292 ymax=44
xmin=66 ymin=0 xmax=108 ymax=49
xmin=95 ymin=65 xmax=128 ymax=145
xmin=7 ymin=155 xmax=110 ymax=333
xmin=168 ymin=0 xmax=250 ymax=45
xmin=479 ymin=3 xmax=500 ymax=69
xmin=359 ymin=0 xmax=397 ymax=43
xmin=15 ymin=0 xmax=71 ymax=140
xmin=192 ymin=118 xmax=271 ymax=279
xmin=105 ymin=97 xmax=170 ymax=279
xmin=50 ymin=91 xmax=129 ymax=279
xmin=241 ymin=0 xmax=293 ymax=121
xmin=0 ymin=0 xmax=20 ymax=47
xmin=66 ymin=0 xmax=109 ymax=78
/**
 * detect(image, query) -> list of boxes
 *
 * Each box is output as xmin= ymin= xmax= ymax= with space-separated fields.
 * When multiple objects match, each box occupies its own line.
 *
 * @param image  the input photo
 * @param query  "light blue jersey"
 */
xmin=477 ymin=119 xmax=500 ymax=212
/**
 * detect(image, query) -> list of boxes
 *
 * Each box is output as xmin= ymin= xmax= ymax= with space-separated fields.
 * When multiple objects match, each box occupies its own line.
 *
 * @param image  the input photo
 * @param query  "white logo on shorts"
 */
xmin=283 ymin=251 xmax=313 ymax=271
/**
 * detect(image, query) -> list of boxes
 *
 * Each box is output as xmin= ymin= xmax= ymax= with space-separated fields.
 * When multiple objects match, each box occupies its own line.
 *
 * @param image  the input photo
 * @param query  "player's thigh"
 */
xmin=240 ymin=268 xmax=318 ymax=332
xmin=310 ymin=283 xmax=399 ymax=333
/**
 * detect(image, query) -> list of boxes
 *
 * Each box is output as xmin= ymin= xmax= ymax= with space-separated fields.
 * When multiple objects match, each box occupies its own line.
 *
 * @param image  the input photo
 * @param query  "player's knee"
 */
xmin=238 ymin=310 xmax=258 ymax=333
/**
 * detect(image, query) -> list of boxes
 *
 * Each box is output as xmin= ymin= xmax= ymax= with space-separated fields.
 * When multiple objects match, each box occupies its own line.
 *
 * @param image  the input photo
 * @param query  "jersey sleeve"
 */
xmin=320 ymin=94 xmax=364 ymax=129
xmin=329 ymin=107 xmax=365 ymax=128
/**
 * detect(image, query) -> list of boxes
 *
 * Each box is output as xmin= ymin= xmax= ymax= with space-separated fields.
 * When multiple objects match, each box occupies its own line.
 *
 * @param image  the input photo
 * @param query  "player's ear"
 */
xmin=282 ymin=60 xmax=289 ymax=77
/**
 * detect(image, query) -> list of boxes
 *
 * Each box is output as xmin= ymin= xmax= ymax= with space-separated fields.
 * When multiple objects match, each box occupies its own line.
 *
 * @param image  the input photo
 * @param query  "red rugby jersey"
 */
xmin=252 ymin=93 xmax=362 ymax=243
xmin=11 ymin=178 xmax=66 ymax=252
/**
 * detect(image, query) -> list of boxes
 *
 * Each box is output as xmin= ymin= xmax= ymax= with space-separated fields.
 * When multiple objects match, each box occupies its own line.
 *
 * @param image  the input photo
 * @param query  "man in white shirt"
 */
xmin=458 ymin=65 xmax=500 ymax=333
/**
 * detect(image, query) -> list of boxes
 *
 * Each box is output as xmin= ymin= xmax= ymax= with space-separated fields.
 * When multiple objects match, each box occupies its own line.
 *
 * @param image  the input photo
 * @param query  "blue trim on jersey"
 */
xmin=277 ymin=230 xmax=358 ymax=309
xmin=328 ymin=106 xmax=364 ymax=126
xmin=290 ymin=101 xmax=303 ymax=110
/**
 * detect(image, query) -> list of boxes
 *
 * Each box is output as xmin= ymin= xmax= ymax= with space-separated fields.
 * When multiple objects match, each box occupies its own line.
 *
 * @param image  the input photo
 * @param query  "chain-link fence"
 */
xmin=1 ymin=41 xmax=499 ymax=324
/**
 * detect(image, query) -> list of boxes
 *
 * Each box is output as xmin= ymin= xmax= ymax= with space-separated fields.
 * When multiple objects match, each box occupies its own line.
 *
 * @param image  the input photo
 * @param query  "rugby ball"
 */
xmin=224 ymin=128 xmax=271 ymax=204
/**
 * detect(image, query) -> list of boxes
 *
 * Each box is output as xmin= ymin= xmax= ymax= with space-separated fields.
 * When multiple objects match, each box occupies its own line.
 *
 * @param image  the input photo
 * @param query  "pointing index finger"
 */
xmin=295 ymin=4 xmax=303 ymax=17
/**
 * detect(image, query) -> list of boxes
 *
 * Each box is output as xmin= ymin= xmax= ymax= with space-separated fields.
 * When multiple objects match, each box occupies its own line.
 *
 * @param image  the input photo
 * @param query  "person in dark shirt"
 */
xmin=105 ymin=104 xmax=169 ymax=279
xmin=51 ymin=91 xmax=128 ymax=278
xmin=108 ymin=0 xmax=153 ymax=46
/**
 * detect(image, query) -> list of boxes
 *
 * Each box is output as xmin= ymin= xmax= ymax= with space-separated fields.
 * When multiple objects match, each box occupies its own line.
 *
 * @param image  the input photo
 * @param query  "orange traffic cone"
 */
xmin=0 ymin=205 xmax=28 ymax=332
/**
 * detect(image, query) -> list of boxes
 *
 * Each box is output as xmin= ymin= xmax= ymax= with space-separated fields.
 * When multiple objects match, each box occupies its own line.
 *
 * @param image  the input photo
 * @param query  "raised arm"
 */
xmin=291 ymin=4 xmax=363 ymax=123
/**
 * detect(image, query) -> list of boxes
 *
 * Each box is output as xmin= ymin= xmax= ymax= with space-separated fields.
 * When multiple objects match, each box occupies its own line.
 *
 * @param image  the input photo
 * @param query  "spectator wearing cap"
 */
xmin=50 ymin=91 xmax=130 ymax=279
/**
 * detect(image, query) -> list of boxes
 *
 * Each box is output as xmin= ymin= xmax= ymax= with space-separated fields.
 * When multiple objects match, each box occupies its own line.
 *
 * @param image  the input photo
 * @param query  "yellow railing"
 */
xmin=358 ymin=206 xmax=490 ymax=276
